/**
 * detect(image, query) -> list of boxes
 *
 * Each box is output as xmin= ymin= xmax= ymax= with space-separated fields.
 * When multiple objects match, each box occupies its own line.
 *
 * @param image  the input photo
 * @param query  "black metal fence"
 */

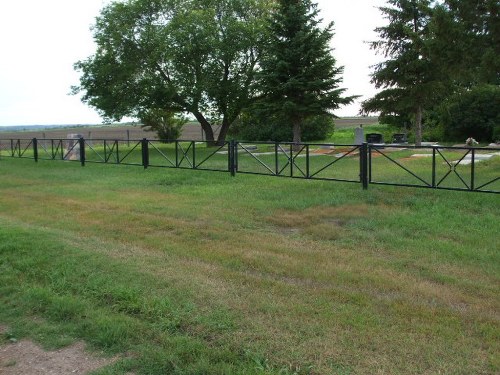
xmin=1 ymin=137 xmax=498 ymax=194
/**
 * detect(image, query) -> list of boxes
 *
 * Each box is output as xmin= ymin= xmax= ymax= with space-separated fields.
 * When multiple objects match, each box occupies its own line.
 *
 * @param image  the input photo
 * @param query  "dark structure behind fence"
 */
xmin=0 ymin=137 xmax=498 ymax=194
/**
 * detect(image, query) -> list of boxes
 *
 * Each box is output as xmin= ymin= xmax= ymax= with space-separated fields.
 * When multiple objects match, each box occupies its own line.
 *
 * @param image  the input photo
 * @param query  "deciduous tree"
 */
xmin=73 ymin=0 xmax=269 ymax=145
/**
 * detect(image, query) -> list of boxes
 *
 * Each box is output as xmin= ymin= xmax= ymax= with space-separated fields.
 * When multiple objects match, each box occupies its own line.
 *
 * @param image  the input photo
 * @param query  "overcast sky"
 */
xmin=0 ymin=0 xmax=387 ymax=126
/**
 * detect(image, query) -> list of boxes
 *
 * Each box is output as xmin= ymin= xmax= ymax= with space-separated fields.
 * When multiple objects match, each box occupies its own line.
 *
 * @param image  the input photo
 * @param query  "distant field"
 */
xmin=0 ymin=117 xmax=379 ymax=141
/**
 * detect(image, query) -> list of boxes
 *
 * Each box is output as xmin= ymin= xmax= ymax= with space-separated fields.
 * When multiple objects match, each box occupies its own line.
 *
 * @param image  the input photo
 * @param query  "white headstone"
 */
xmin=354 ymin=126 xmax=364 ymax=145
xmin=65 ymin=134 xmax=83 ymax=160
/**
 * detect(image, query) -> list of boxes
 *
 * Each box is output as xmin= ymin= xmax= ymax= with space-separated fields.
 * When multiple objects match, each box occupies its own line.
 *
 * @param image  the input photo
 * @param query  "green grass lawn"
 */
xmin=0 ymin=157 xmax=499 ymax=374
xmin=329 ymin=124 xmax=392 ymax=144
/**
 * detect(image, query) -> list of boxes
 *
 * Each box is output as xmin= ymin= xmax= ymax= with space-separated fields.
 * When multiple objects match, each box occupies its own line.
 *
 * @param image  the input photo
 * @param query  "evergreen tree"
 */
xmin=362 ymin=0 xmax=443 ymax=146
xmin=430 ymin=0 xmax=499 ymax=86
xmin=427 ymin=0 xmax=499 ymax=140
xmin=258 ymin=0 xmax=354 ymax=144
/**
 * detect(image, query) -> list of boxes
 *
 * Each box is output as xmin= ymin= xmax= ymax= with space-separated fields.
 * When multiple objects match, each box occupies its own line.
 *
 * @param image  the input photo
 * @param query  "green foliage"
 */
xmin=363 ymin=0 xmax=499 ymax=145
xmin=430 ymin=1 xmax=500 ymax=87
xmin=363 ymin=88 xmax=415 ymax=131
xmin=439 ymin=85 xmax=500 ymax=142
xmin=493 ymin=125 xmax=500 ymax=143
xmin=140 ymin=109 xmax=187 ymax=142
xmin=362 ymin=0 xmax=443 ymax=145
xmin=420 ymin=114 xmax=446 ymax=142
xmin=73 ymin=0 xmax=270 ymax=144
xmin=229 ymin=105 xmax=334 ymax=142
xmin=258 ymin=0 xmax=354 ymax=143
xmin=422 ymin=1 xmax=500 ymax=142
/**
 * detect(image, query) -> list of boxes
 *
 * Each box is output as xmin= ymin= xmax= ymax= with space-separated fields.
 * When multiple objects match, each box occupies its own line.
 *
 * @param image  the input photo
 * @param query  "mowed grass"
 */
xmin=0 ymin=158 xmax=499 ymax=374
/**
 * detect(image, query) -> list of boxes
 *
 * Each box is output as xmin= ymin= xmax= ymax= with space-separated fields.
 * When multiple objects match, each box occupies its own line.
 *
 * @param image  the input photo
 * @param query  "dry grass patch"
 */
xmin=267 ymin=204 xmax=375 ymax=240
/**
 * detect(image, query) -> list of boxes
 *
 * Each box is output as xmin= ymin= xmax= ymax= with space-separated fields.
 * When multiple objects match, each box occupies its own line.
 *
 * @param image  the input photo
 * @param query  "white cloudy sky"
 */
xmin=0 ymin=0 xmax=386 ymax=126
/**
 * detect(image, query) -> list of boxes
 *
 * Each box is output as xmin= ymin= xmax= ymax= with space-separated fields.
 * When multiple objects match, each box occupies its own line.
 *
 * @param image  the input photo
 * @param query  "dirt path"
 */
xmin=0 ymin=326 xmax=115 ymax=375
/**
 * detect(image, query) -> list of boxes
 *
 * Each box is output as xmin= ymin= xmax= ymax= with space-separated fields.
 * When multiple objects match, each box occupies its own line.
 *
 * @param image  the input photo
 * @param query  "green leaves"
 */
xmin=74 ymin=0 xmax=269 ymax=144
xmin=439 ymin=84 xmax=500 ymax=142
xmin=140 ymin=109 xmax=188 ymax=141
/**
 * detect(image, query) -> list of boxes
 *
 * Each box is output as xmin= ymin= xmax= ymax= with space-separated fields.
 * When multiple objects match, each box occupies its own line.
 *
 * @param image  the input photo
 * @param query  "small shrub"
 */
xmin=140 ymin=109 xmax=188 ymax=142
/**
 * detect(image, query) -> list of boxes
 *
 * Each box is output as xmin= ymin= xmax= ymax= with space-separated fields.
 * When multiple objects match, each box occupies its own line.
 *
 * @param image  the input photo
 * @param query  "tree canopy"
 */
xmin=73 ymin=0 xmax=270 ymax=145
xmin=431 ymin=0 xmax=499 ymax=87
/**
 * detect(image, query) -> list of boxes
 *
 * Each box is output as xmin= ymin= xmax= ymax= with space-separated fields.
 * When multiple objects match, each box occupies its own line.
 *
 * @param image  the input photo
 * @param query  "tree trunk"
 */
xmin=193 ymin=111 xmax=215 ymax=146
xmin=292 ymin=116 xmax=302 ymax=151
xmin=415 ymin=105 xmax=423 ymax=146
xmin=216 ymin=117 xmax=231 ymax=146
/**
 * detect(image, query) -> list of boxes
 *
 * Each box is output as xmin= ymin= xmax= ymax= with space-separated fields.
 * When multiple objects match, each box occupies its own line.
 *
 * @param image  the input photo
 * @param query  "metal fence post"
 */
xmin=229 ymin=140 xmax=236 ymax=177
xmin=33 ymin=138 xmax=38 ymax=162
xmin=192 ymin=141 xmax=196 ymax=169
xmin=142 ymin=138 xmax=149 ymax=169
xmin=432 ymin=146 xmax=436 ymax=188
xmin=470 ymin=148 xmax=475 ymax=191
xmin=306 ymin=144 xmax=310 ymax=178
xmin=79 ymin=137 xmax=85 ymax=166
xmin=234 ymin=141 xmax=239 ymax=173
xmin=175 ymin=141 xmax=179 ymax=167
xmin=360 ymin=142 xmax=368 ymax=190
xmin=275 ymin=142 xmax=279 ymax=175
xmin=229 ymin=140 xmax=233 ymax=176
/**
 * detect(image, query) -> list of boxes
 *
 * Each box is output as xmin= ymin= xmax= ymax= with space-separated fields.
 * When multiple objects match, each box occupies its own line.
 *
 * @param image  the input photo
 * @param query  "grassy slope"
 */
xmin=0 ymin=158 xmax=499 ymax=374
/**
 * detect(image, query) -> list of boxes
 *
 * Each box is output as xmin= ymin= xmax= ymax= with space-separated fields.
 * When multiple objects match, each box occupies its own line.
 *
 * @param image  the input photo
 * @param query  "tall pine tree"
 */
xmin=362 ymin=0 xmax=442 ymax=146
xmin=259 ymin=0 xmax=354 ymax=144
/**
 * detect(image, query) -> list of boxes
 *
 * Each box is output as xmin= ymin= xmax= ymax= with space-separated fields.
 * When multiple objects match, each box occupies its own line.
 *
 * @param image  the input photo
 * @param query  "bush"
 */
xmin=140 ymin=109 xmax=188 ymax=142
xmin=420 ymin=109 xmax=446 ymax=142
xmin=229 ymin=107 xmax=334 ymax=142
xmin=493 ymin=126 xmax=500 ymax=143
xmin=439 ymin=85 xmax=500 ymax=142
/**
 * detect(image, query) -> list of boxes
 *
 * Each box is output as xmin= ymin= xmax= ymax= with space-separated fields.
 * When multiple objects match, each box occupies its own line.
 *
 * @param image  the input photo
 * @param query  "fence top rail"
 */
xmin=150 ymin=139 xmax=230 ymax=144
xmin=1 ymin=137 xmax=499 ymax=152
xmin=236 ymin=141 xmax=360 ymax=147
xmin=1 ymin=138 xmax=78 ymax=141
xmin=0 ymin=138 xmax=226 ymax=144
xmin=368 ymin=144 xmax=500 ymax=151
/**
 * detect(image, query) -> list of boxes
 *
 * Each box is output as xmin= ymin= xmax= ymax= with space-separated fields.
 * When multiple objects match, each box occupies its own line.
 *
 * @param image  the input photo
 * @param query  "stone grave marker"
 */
xmin=391 ymin=133 xmax=407 ymax=144
xmin=354 ymin=126 xmax=364 ymax=145
xmin=65 ymin=134 xmax=83 ymax=160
